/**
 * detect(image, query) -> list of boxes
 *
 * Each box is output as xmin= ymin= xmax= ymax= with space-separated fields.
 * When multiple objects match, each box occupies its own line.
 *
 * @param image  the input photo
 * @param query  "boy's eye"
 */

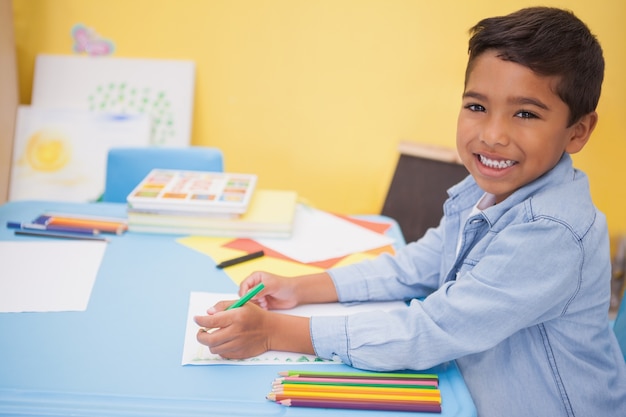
xmin=516 ymin=110 xmax=538 ymax=119
xmin=465 ymin=104 xmax=485 ymax=112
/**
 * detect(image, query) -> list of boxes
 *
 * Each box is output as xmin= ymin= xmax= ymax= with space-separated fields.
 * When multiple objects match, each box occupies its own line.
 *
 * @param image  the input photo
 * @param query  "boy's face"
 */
xmin=456 ymin=50 xmax=594 ymax=204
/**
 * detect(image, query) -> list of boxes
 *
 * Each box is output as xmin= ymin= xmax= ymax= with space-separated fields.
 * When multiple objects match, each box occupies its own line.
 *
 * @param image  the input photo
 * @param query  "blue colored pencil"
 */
xmin=7 ymin=221 xmax=100 ymax=236
xmin=14 ymin=229 xmax=109 ymax=241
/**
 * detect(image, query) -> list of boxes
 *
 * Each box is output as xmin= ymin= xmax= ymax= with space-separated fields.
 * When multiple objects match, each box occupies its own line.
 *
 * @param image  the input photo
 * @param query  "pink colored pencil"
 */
xmin=268 ymin=392 xmax=441 ymax=405
xmin=274 ymin=376 xmax=439 ymax=388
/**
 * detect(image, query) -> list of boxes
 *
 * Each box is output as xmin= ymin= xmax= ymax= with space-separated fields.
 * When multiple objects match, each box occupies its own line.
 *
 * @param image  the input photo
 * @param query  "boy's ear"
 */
xmin=565 ymin=112 xmax=598 ymax=154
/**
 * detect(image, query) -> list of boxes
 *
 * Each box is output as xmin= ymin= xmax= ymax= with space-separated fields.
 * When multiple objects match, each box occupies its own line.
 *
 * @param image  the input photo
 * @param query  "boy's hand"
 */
xmin=193 ymin=270 xmax=334 ymax=359
xmin=239 ymin=271 xmax=300 ymax=310
xmin=194 ymin=302 xmax=272 ymax=359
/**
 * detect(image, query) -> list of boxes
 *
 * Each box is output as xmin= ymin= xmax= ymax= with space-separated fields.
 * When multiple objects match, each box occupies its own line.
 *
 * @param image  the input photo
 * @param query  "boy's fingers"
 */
xmin=240 ymin=273 xmax=263 ymax=295
xmin=211 ymin=299 xmax=236 ymax=312
xmin=194 ymin=307 xmax=232 ymax=330
xmin=195 ymin=315 xmax=228 ymax=343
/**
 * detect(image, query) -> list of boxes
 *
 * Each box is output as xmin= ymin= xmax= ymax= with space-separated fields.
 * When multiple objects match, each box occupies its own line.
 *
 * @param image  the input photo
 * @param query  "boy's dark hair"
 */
xmin=465 ymin=7 xmax=604 ymax=126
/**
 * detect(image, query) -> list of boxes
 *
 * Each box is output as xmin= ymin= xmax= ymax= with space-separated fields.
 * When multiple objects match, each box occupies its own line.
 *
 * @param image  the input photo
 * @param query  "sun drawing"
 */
xmin=24 ymin=128 xmax=72 ymax=172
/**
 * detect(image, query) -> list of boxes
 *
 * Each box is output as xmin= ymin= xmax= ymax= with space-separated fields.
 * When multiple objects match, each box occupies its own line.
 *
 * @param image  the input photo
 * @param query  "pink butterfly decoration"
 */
xmin=72 ymin=24 xmax=114 ymax=56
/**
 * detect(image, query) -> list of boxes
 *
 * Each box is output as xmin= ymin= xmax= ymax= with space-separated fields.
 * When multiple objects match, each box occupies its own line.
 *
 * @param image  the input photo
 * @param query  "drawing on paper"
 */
xmin=9 ymin=106 xmax=151 ymax=202
xmin=72 ymin=23 xmax=115 ymax=57
xmin=87 ymin=83 xmax=176 ymax=145
xmin=32 ymin=54 xmax=195 ymax=147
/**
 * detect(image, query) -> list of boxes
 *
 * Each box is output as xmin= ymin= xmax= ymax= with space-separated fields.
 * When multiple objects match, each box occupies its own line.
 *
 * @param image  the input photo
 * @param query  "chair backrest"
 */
xmin=102 ymin=146 xmax=224 ymax=203
xmin=381 ymin=141 xmax=468 ymax=243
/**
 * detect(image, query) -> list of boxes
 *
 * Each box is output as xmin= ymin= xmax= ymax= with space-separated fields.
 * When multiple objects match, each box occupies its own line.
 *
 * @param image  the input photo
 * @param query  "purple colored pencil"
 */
xmin=278 ymin=398 xmax=442 ymax=413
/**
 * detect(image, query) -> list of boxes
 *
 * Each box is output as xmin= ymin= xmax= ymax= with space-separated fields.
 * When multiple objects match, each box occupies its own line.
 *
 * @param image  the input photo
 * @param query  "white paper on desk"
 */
xmin=182 ymin=292 xmax=406 ymax=365
xmin=256 ymin=206 xmax=395 ymax=263
xmin=9 ymin=106 xmax=150 ymax=202
xmin=0 ymin=241 xmax=107 ymax=313
xmin=32 ymin=54 xmax=195 ymax=147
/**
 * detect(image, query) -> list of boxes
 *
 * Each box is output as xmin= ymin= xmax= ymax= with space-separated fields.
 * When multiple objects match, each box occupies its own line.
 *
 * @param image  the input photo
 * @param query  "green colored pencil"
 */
xmin=278 ymin=370 xmax=438 ymax=381
xmin=226 ymin=282 xmax=265 ymax=310
xmin=273 ymin=379 xmax=438 ymax=390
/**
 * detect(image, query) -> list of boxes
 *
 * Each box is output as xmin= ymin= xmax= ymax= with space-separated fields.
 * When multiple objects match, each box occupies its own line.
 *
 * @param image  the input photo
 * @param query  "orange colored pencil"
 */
xmin=44 ymin=216 xmax=127 ymax=234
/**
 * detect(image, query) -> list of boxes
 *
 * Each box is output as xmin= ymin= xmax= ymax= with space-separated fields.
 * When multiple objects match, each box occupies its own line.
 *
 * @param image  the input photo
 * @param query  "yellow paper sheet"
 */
xmin=177 ymin=236 xmax=324 ymax=285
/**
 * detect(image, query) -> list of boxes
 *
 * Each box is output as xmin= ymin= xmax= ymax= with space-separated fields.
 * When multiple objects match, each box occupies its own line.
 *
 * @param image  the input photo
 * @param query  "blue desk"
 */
xmin=0 ymin=201 xmax=476 ymax=417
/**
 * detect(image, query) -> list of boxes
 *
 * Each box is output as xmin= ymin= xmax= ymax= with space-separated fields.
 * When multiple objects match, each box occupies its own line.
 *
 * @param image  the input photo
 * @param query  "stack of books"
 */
xmin=126 ymin=169 xmax=298 ymax=238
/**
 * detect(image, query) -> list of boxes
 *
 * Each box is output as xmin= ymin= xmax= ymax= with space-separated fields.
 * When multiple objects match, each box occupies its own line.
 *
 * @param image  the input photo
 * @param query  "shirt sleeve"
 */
xmin=328 ymin=224 xmax=447 ymax=302
xmin=311 ymin=217 xmax=587 ymax=371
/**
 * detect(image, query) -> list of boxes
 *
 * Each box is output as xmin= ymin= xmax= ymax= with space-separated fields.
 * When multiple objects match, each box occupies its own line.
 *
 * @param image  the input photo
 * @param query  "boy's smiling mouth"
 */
xmin=477 ymin=154 xmax=518 ymax=169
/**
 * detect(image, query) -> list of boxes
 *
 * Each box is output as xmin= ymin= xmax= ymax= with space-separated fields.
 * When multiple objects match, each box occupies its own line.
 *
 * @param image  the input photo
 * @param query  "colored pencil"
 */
xmin=226 ymin=282 xmax=265 ymax=310
xmin=273 ymin=380 xmax=440 ymax=391
xmin=216 ymin=250 xmax=264 ymax=268
xmin=7 ymin=221 xmax=100 ymax=236
xmin=199 ymin=282 xmax=266 ymax=333
xmin=278 ymin=398 xmax=442 ymax=413
xmin=39 ymin=212 xmax=127 ymax=224
xmin=274 ymin=376 xmax=438 ymax=388
xmin=267 ymin=391 xmax=441 ymax=403
xmin=14 ymin=229 xmax=109 ymax=242
xmin=269 ymin=369 xmax=442 ymax=413
xmin=269 ymin=393 xmax=441 ymax=406
xmin=272 ymin=384 xmax=441 ymax=397
xmin=45 ymin=218 xmax=126 ymax=234
xmin=38 ymin=214 xmax=127 ymax=234
xmin=278 ymin=370 xmax=438 ymax=381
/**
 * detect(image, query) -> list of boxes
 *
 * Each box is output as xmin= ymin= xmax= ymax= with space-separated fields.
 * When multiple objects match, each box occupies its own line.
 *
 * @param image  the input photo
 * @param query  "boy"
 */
xmin=196 ymin=7 xmax=626 ymax=416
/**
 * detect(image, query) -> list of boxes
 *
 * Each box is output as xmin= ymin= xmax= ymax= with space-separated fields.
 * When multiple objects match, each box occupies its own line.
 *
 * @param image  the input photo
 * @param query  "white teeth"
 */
xmin=479 ymin=154 xmax=516 ymax=169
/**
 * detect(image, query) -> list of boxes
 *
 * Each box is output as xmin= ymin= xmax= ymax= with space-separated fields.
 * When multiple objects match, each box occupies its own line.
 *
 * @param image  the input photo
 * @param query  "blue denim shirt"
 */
xmin=311 ymin=153 xmax=626 ymax=417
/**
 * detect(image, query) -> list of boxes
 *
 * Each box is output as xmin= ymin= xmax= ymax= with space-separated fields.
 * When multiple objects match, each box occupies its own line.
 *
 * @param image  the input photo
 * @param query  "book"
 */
xmin=126 ymin=169 xmax=257 ymax=215
xmin=127 ymin=189 xmax=298 ymax=238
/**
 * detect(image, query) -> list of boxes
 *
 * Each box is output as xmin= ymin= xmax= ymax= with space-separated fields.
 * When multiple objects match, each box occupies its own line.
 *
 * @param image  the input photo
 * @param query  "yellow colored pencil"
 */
xmin=268 ymin=390 xmax=441 ymax=403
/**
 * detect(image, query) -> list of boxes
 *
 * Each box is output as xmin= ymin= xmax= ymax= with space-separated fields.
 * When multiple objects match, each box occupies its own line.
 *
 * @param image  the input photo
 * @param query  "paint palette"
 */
xmin=126 ymin=169 xmax=257 ymax=215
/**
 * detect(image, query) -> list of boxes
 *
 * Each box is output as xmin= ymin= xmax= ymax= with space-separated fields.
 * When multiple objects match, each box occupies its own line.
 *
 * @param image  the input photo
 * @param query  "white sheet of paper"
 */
xmin=9 ymin=106 xmax=151 ymax=202
xmin=32 ymin=54 xmax=195 ymax=147
xmin=256 ymin=206 xmax=395 ymax=263
xmin=182 ymin=291 xmax=406 ymax=365
xmin=0 ymin=241 xmax=107 ymax=313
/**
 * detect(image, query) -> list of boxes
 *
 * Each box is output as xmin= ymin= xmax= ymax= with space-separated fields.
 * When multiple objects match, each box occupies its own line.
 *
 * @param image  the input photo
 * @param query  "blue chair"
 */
xmin=614 ymin=296 xmax=626 ymax=362
xmin=102 ymin=146 xmax=224 ymax=203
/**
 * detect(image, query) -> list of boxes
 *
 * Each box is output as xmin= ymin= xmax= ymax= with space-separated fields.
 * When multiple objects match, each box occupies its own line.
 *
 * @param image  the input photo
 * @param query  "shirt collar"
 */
xmin=446 ymin=152 xmax=575 ymax=220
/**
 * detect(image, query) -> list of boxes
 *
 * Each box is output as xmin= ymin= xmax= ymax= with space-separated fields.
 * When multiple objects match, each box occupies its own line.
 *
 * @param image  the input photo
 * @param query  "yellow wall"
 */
xmin=12 ymin=0 xmax=626 ymax=237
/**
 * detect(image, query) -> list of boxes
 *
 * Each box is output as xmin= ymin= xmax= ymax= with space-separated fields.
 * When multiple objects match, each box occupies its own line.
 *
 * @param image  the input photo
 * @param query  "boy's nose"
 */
xmin=480 ymin=116 xmax=510 ymax=147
